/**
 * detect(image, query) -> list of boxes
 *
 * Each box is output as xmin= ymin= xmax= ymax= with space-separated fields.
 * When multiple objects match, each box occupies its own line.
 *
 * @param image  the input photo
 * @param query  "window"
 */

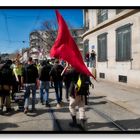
xmin=97 ymin=9 xmax=108 ymax=24
xmin=119 ymin=75 xmax=127 ymax=83
xmin=99 ymin=73 xmax=105 ymax=79
xmin=84 ymin=39 xmax=89 ymax=61
xmin=85 ymin=10 xmax=89 ymax=30
xmin=97 ymin=33 xmax=107 ymax=62
xmin=116 ymin=24 xmax=132 ymax=61
xmin=116 ymin=9 xmax=124 ymax=14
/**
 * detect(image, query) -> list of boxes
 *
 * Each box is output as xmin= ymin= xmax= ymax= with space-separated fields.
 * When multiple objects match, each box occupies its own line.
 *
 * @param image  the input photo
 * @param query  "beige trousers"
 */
xmin=69 ymin=96 xmax=86 ymax=119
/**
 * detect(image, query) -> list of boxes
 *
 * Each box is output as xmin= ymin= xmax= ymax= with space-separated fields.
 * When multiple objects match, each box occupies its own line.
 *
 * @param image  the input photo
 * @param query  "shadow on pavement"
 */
xmin=52 ymin=119 xmax=84 ymax=132
xmin=26 ymin=108 xmax=49 ymax=117
xmin=0 ymin=123 xmax=19 ymax=131
xmin=53 ymin=107 xmax=69 ymax=113
xmin=89 ymin=96 xmax=106 ymax=100
xmin=87 ymin=118 xmax=140 ymax=131
xmin=88 ymin=101 xmax=107 ymax=106
xmin=0 ymin=109 xmax=21 ymax=116
xmin=49 ymin=102 xmax=69 ymax=108
xmin=116 ymin=118 xmax=140 ymax=130
xmin=87 ymin=121 xmax=119 ymax=131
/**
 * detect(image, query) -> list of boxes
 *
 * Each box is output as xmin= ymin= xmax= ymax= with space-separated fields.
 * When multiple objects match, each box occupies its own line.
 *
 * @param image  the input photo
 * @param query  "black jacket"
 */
xmin=0 ymin=64 xmax=13 ymax=85
xmin=49 ymin=64 xmax=64 ymax=82
xmin=21 ymin=64 xmax=38 ymax=84
xmin=39 ymin=64 xmax=51 ymax=81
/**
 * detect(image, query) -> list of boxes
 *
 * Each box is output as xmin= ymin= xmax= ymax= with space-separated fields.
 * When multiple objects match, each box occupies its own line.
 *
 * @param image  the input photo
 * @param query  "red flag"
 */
xmin=50 ymin=10 xmax=96 ymax=80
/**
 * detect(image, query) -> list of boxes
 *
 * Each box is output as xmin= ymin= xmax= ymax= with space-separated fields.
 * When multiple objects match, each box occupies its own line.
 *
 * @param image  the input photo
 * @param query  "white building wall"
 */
xmin=83 ymin=10 xmax=140 ymax=88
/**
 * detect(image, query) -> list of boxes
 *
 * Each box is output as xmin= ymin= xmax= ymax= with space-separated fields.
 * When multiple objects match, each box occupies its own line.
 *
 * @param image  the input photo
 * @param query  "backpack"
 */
xmin=23 ymin=64 xmax=38 ymax=83
xmin=76 ymin=74 xmax=90 ymax=96
xmin=0 ymin=64 xmax=13 ymax=91
xmin=39 ymin=64 xmax=51 ymax=81
xmin=50 ymin=64 xmax=64 ymax=81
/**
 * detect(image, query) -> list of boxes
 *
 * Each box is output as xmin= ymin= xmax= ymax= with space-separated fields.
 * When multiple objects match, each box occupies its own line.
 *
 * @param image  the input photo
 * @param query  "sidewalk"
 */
xmin=92 ymin=79 xmax=140 ymax=115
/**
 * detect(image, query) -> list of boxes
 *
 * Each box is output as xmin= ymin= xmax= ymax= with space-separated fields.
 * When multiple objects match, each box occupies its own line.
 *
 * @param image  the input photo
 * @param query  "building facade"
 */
xmin=82 ymin=9 xmax=140 ymax=88
xmin=30 ymin=28 xmax=84 ymax=61
xmin=30 ymin=31 xmax=49 ymax=61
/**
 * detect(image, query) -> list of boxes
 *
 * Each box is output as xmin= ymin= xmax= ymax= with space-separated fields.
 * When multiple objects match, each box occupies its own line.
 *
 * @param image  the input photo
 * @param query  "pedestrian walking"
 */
xmin=39 ymin=60 xmax=52 ymax=106
xmin=62 ymin=63 xmax=72 ymax=101
xmin=70 ymin=72 xmax=90 ymax=130
xmin=62 ymin=63 xmax=91 ymax=131
xmin=21 ymin=57 xmax=38 ymax=114
xmin=90 ymin=49 xmax=96 ymax=68
xmin=49 ymin=59 xmax=64 ymax=108
xmin=85 ymin=52 xmax=89 ymax=67
xmin=13 ymin=60 xmax=23 ymax=92
xmin=48 ymin=59 xmax=54 ymax=88
xmin=0 ymin=60 xmax=14 ymax=114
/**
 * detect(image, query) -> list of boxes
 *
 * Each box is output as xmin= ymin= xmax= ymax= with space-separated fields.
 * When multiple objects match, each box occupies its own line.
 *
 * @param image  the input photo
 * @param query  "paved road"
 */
xmin=0 ymin=80 xmax=140 ymax=132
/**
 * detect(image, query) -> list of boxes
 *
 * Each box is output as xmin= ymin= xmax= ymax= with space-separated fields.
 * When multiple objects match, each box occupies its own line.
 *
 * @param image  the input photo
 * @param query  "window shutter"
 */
xmin=97 ymin=33 xmax=107 ymax=62
xmin=116 ymin=24 xmax=131 ymax=61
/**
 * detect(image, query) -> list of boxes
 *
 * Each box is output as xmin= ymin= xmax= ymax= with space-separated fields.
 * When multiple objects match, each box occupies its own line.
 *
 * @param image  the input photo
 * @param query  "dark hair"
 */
xmin=54 ymin=59 xmax=59 ymax=63
xmin=46 ymin=60 xmax=50 ymax=64
xmin=2 ymin=59 xmax=12 ymax=68
xmin=41 ymin=60 xmax=47 ymax=66
xmin=28 ymin=57 xmax=32 ymax=62
xmin=6 ymin=59 xmax=12 ymax=65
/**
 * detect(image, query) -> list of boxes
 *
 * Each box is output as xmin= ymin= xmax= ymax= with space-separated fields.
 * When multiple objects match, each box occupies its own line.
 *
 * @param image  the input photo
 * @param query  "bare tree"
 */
xmin=39 ymin=19 xmax=58 ymax=51
xmin=31 ymin=19 xmax=83 ymax=56
xmin=41 ymin=19 xmax=81 ymax=49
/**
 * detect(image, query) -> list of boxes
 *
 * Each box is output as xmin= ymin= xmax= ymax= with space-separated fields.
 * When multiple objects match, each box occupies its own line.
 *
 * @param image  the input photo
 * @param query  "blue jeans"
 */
xmin=24 ymin=84 xmax=36 ymax=110
xmin=90 ymin=58 xmax=96 ymax=68
xmin=54 ymin=81 xmax=63 ymax=103
xmin=40 ymin=81 xmax=49 ymax=103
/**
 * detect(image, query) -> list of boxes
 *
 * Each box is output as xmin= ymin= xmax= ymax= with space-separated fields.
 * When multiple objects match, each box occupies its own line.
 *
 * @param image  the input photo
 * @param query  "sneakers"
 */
xmin=60 ymin=101 xmax=63 ymax=106
xmin=24 ymin=108 xmax=28 ymax=114
xmin=56 ymin=103 xmax=61 ymax=108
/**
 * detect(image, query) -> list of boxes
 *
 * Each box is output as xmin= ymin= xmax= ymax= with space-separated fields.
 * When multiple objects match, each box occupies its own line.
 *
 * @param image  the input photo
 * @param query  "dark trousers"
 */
xmin=65 ymin=82 xmax=71 ymax=99
xmin=54 ymin=81 xmax=63 ymax=103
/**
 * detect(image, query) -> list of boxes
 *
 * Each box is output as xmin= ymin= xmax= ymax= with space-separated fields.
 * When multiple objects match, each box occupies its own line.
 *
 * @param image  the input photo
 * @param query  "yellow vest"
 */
xmin=13 ymin=65 xmax=22 ymax=76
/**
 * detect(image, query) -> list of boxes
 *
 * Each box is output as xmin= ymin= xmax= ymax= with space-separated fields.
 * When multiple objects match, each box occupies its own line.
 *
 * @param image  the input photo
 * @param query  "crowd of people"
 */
xmin=0 ymin=56 xmax=94 ymax=131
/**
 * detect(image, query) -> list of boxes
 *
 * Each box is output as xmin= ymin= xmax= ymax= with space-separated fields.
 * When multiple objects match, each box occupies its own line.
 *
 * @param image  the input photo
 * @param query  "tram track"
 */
xmin=45 ymin=92 xmax=128 ymax=132
xmin=47 ymin=104 xmax=63 ymax=131
xmin=47 ymin=101 xmax=127 ymax=131
xmin=47 ymin=104 xmax=85 ymax=132
xmin=87 ymin=93 xmax=139 ymax=131
xmin=89 ymin=106 xmax=127 ymax=131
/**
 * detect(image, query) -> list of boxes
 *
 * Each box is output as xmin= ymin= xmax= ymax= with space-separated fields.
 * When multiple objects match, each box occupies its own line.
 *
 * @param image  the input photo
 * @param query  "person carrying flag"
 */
xmin=50 ymin=10 xmax=96 ymax=131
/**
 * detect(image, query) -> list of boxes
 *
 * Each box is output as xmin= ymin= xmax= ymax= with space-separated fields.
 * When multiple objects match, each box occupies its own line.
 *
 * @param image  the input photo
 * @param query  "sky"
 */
xmin=0 ymin=9 xmax=83 ymax=54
